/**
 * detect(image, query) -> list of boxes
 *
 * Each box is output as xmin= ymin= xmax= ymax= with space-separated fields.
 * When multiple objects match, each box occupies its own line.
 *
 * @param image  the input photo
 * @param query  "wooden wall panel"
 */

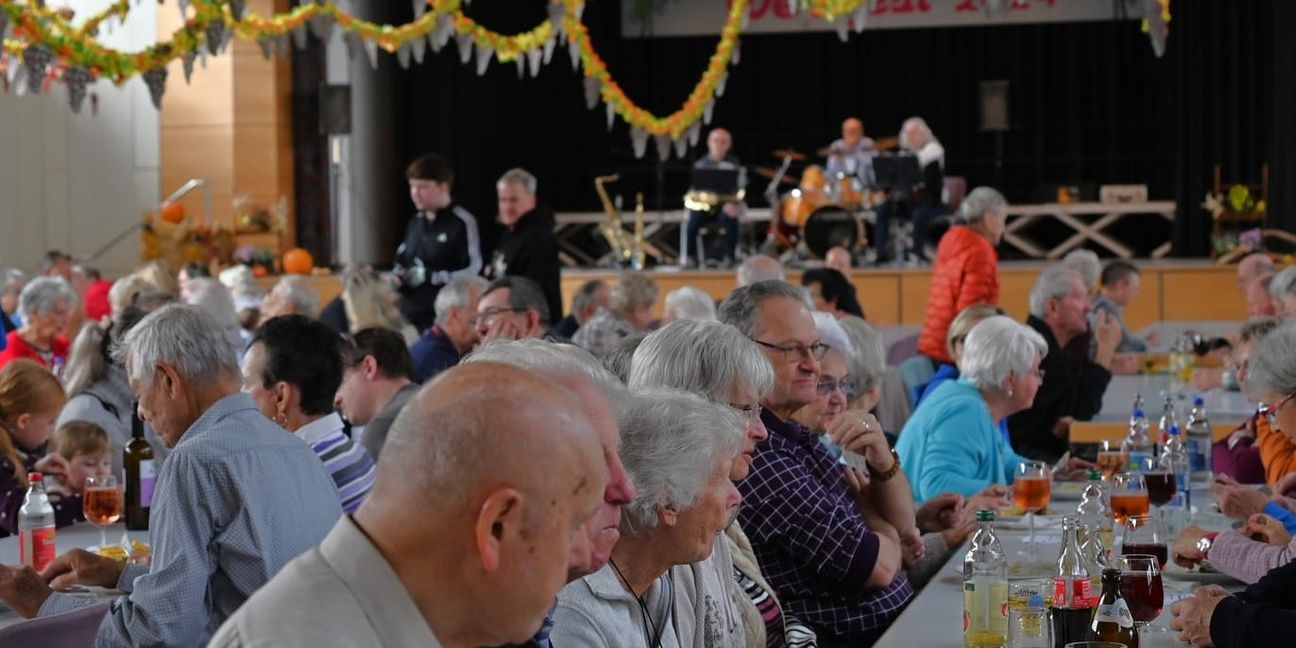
xmin=1160 ymin=270 xmax=1245 ymax=321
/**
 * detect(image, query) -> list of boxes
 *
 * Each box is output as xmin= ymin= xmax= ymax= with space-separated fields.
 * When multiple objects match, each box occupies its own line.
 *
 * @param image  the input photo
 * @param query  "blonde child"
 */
xmin=46 ymin=420 xmax=113 ymax=498
xmin=0 ymin=358 xmax=81 ymax=536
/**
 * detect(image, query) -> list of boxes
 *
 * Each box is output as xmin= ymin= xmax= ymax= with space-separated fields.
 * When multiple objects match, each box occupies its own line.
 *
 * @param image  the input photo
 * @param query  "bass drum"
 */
xmin=802 ymin=205 xmax=862 ymax=259
xmin=773 ymin=188 xmax=831 ymax=247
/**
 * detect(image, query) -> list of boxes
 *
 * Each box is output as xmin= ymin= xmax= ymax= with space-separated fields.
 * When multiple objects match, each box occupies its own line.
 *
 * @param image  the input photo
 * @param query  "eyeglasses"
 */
xmin=816 ymin=377 xmax=857 ymax=396
xmin=728 ymin=402 xmax=763 ymax=423
xmin=751 ymin=338 xmax=830 ymax=362
xmin=471 ymin=307 xmax=527 ymax=326
xmin=1265 ymin=392 xmax=1296 ymax=429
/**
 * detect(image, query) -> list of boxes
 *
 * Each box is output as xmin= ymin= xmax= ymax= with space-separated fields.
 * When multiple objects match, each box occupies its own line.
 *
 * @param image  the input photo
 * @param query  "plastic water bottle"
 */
xmin=1161 ymin=426 xmax=1192 ymax=530
xmin=1076 ymin=469 xmax=1113 ymax=552
xmin=1185 ymin=395 xmax=1212 ymax=481
xmin=1156 ymin=395 xmax=1177 ymax=449
xmin=1122 ymin=409 xmax=1154 ymax=473
xmin=18 ymin=472 xmax=56 ymax=571
xmin=964 ymin=510 xmax=1008 ymax=648
xmin=1080 ymin=520 xmax=1112 ymax=598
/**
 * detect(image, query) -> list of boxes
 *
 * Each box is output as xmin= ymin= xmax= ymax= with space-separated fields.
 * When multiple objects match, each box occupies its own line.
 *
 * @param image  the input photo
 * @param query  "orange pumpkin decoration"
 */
xmin=282 ymin=248 xmax=314 ymax=275
xmin=159 ymin=201 xmax=186 ymax=224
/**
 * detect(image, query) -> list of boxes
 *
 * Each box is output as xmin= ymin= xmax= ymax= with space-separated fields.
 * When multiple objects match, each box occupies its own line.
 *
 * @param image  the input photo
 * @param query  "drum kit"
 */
xmin=756 ymin=138 xmax=898 ymax=259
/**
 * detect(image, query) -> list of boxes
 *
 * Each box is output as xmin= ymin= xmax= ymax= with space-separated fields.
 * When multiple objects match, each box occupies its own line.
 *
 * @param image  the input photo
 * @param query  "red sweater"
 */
xmin=0 ymin=331 xmax=71 ymax=371
xmin=917 ymin=226 xmax=1000 ymax=364
xmin=83 ymin=279 xmax=112 ymax=322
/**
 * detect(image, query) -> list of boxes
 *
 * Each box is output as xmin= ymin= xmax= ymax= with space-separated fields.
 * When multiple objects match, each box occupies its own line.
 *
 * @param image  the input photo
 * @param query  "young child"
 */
xmin=0 ymin=358 xmax=81 ymax=536
xmin=45 ymin=420 xmax=113 ymax=498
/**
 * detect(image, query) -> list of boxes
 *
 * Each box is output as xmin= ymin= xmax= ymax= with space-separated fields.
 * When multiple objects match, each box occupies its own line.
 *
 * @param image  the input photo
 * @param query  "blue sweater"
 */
xmin=915 ymin=363 xmax=1011 ymax=444
xmin=897 ymin=379 xmax=1026 ymax=502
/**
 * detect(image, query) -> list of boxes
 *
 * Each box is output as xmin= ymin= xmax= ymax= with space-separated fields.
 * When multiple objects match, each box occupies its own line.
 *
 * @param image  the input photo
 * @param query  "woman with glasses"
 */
xmin=630 ymin=319 xmax=819 ymax=647
xmin=1209 ymin=317 xmax=1282 ymax=485
xmin=896 ymin=316 xmax=1048 ymax=502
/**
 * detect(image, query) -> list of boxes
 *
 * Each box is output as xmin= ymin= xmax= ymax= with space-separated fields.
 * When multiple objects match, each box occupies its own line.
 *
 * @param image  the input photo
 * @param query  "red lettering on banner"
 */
xmin=746 ymin=0 xmax=796 ymax=20
xmin=956 ymin=0 xmax=980 ymax=11
xmin=1010 ymin=0 xmax=1032 ymax=9
xmin=870 ymin=0 xmax=933 ymax=14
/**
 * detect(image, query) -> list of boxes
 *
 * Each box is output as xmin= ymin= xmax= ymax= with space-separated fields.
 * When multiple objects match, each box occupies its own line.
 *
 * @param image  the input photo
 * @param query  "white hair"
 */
xmin=617 ymin=388 xmax=743 ymax=533
xmin=1 ymin=269 xmax=26 ymax=295
xmin=1243 ymin=325 xmax=1296 ymax=401
xmin=1028 ymin=265 xmax=1083 ymax=319
xmin=1061 ymin=249 xmax=1101 ymax=291
xmin=900 ymin=116 xmax=936 ymax=148
xmin=272 ymin=275 xmax=319 ymax=316
xmin=958 ymin=187 xmax=1008 ymax=223
xmin=664 ymin=286 xmax=717 ymax=322
xmin=18 ymin=276 xmax=77 ymax=321
xmin=960 ymin=315 xmax=1047 ymax=391
xmin=112 ymin=303 xmax=241 ymax=388
xmin=571 ymin=279 xmax=608 ymax=320
xmin=1269 ymin=266 xmax=1296 ymax=299
xmin=837 ymin=316 xmax=887 ymax=396
xmin=628 ymin=319 xmax=774 ymax=403
xmin=812 ymin=312 xmax=855 ymax=359
xmin=736 ymin=255 xmax=785 ymax=287
xmin=496 ymin=167 xmax=538 ymax=195
xmin=463 ymin=337 xmax=620 ymax=390
xmin=434 ymin=274 xmax=489 ymax=326
xmin=717 ymin=280 xmax=812 ymax=338
xmin=182 ymin=278 xmax=239 ymax=331
xmin=218 ymin=266 xmax=263 ymax=312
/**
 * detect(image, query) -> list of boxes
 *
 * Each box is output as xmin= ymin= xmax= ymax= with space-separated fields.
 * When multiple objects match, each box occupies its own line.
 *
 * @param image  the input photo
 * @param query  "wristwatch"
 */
xmin=1196 ymin=532 xmax=1218 ymax=559
xmin=868 ymin=448 xmax=902 ymax=482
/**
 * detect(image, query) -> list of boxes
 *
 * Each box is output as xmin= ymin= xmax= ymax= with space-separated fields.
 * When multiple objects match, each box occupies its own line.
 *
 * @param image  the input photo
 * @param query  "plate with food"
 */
xmin=89 ymin=539 xmax=152 ymax=564
xmin=1163 ymin=560 xmax=1239 ymax=584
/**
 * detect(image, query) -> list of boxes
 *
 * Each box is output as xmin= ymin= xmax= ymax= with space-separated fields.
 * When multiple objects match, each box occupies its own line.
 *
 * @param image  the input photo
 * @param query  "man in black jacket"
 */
xmin=393 ymin=154 xmax=483 ymax=332
xmin=1007 ymin=265 xmax=1122 ymax=461
xmin=489 ymin=168 xmax=563 ymax=323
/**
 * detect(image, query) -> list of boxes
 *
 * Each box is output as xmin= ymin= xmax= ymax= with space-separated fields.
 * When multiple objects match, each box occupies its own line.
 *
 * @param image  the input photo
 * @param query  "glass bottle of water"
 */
xmin=1185 ymin=395 xmax=1212 ymax=480
xmin=1122 ymin=409 xmax=1154 ymax=474
xmin=18 ymin=472 xmax=56 ymax=571
xmin=1157 ymin=395 xmax=1177 ymax=450
xmin=1077 ymin=469 xmax=1113 ymax=552
xmin=1161 ymin=425 xmax=1192 ymax=531
xmin=964 ymin=510 xmax=1008 ymax=648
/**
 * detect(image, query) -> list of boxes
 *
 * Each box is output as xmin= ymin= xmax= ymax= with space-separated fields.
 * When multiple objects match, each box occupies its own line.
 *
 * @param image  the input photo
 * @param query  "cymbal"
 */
xmin=772 ymin=148 xmax=807 ymax=161
xmin=752 ymin=167 xmax=797 ymax=185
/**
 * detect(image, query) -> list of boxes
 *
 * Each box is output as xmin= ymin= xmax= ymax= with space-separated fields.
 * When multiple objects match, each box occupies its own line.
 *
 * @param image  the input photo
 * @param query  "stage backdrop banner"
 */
xmin=623 ymin=0 xmax=1138 ymax=37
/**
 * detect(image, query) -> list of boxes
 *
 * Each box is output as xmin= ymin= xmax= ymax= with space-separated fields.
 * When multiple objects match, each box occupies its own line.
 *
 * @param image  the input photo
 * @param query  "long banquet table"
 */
xmin=874 ymin=486 xmax=1240 ymax=647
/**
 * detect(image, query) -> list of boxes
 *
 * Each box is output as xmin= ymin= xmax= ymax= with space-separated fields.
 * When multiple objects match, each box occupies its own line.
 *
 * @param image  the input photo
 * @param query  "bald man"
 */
xmin=1237 ymin=252 xmax=1275 ymax=293
xmin=825 ymin=246 xmax=853 ymax=276
xmin=684 ymin=128 xmax=747 ymax=267
xmin=209 ymin=363 xmax=607 ymax=648
xmin=825 ymin=116 xmax=876 ymax=184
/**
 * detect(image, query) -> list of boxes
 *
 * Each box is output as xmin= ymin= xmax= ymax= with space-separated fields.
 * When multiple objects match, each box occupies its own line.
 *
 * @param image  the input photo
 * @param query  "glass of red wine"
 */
xmin=1117 ymin=553 xmax=1165 ymax=634
xmin=1120 ymin=514 xmax=1168 ymax=569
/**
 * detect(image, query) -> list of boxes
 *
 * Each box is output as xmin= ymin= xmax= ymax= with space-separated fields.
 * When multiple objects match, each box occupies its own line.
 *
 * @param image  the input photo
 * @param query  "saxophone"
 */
xmin=595 ymin=174 xmax=633 ymax=267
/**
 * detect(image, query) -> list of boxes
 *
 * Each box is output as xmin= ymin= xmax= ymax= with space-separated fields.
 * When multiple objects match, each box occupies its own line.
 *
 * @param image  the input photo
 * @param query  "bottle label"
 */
xmin=1127 ymin=452 xmax=1148 ymax=472
xmin=19 ymin=526 xmax=56 ymax=571
xmin=138 ymin=459 xmax=156 ymax=508
xmin=1184 ymin=438 xmax=1208 ymax=473
xmin=1052 ymin=577 xmax=1093 ymax=608
xmin=1094 ymin=600 xmax=1134 ymax=628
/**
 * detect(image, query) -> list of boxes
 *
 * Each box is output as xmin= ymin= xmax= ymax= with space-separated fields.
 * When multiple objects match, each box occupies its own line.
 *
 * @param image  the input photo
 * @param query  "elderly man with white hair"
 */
xmin=735 ymin=254 xmax=785 ymax=287
xmin=553 ymin=388 xmax=745 ymax=647
xmin=662 ymin=286 xmax=717 ymax=323
xmin=260 ymin=274 xmax=320 ymax=323
xmin=0 ymin=276 xmax=77 ymax=370
xmin=182 ymin=276 xmax=250 ymax=358
xmin=718 ymin=280 xmax=912 ymax=645
xmin=1008 ymin=266 xmax=1121 ymax=462
xmin=493 ymin=167 xmax=563 ymax=322
xmin=410 ymin=274 xmax=488 ymax=382
xmin=0 ymin=304 xmax=342 ymax=645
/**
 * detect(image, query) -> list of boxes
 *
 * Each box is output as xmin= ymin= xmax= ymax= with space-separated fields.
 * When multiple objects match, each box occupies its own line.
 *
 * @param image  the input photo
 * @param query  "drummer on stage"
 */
xmin=824 ymin=116 xmax=876 ymax=184
xmin=684 ymin=128 xmax=746 ymax=268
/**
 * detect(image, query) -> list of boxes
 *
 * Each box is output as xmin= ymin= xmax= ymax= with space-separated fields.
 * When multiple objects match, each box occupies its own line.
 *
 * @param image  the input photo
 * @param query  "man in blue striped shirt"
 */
xmin=242 ymin=315 xmax=375 ymax=513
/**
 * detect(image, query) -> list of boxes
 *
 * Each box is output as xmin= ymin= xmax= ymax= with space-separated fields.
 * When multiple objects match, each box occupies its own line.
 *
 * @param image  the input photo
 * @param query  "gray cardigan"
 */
xmin=56 ymin=365 xmax=169 ymax=476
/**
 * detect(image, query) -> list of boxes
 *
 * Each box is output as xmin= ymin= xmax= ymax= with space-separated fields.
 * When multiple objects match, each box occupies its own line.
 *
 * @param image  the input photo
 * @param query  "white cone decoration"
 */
xmin=715 ymin=71 xmax=728 ymax=97
xmin=1145 ymin=0 xmax=1168 ymax=58
xmin=583 ymin=76 xmax=599 ymax=109
xmin=542 ymin=37 xmax=556 ymax=64
xmin=431 ymin=15 xmax=453 ymax=51
xmin=833 ymin=18 xmax=849 ymax=42
xmin=514 ymin=56 xmax=524 ymax=78
xmin=547 ymin=2 xmax=566 ymax=31
xmin=343 ymin=32 xmax=362 ymax=60
xmin=198 ymin=47 xmax=208 ymax=69
xmin=672 ymin=136 xmax=687 ymax=158
xmin=412 ymin=0 xmax=426 ymax=20
xmin=788 ymin=0 xmax=799 ymax=16
xmin=654 ymin=134 xmax=671 ymax=161
xmin=475 ymin=45 xmax=493 ymax=75
xmin=703 ymin=100 xmax=715 ymax=124
xmin=308 ymin=14 xmax=334 ymax=41
xmin=12 ymin=65 xmax=27 ymax=97
xmin=986 ymin=0 xmax=1007 ymax=13
xmin=291 ymin=24 xmax=308 ymax=49
xmin=732 ymin=38 xmax=741 ymax=65
xmin=527 ymin=48 xmax=542 ymax=76
xmin=605 ymin=102 xmax=615 ymax=130
xmin=397 ymin=43 xmax=412 ymax=68
xmin=630 ymin=127 xmax=649 ymax=159
xmin=573 ymin=2 xmax=585 ymax=20
xmin=569 ymin=40 xmax=581 ymax=71
xmin=182 ymin=52 xmax=196 ymax=84
xmin=853 ymin=5 xmax=868 ymax=32
xmin=686 ymin=121 xmax=701 ymax=146
xmin=411 ymin=34 xmax=426 ymax=64
xmin=258 ymin=38 xmax=274 ymax=60
xmin=457 ymin=33 xmax=473 ymax=64
xmin=364 ymin=40 xmax=380 ymax=69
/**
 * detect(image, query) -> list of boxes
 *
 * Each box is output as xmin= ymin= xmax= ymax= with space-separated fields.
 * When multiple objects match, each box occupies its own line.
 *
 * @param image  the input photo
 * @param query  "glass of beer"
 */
xmin=1111 ymin=472 xmax=1150 ymax=526
xmin=1096 ymin=440 xmax=1128 ymax=480
xmin=1014 ymin=460 xmax=1052 ymax=560
xmin=85 ymin=475 xmax=124 ymax=548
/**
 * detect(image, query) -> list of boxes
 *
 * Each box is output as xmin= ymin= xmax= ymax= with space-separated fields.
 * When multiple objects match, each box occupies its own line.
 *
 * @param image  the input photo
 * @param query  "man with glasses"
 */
xmin=718 ymin=281 xmax=913 ymax=647
xmin=410 ymin=275 xmax=487 ymax=382
xmin=475 ymin=276 xmax=552 ymax=344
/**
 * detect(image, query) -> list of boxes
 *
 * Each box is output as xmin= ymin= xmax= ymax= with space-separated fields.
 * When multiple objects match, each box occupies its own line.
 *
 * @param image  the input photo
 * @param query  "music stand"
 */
xmin=872 ymin=154 xmax=921 ymax=195
xmin=689 ymin=168 xmax=743 ymax=196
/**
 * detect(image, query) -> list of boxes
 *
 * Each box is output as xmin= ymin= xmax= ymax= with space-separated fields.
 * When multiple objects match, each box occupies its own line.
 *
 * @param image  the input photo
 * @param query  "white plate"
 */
xmin=1051 ymin=482 xmax=1088 ymax=501
xmin=1162 ymin=561 xmax=1240 ymax=584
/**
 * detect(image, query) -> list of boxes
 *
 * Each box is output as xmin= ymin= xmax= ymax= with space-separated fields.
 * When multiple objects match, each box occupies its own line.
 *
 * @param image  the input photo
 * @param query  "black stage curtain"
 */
xmin=337 ymin=0 xmax=1279 ymax=258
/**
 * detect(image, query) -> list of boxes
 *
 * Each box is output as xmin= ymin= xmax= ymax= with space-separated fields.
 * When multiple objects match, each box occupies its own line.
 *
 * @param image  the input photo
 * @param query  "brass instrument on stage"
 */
xmin=594 ymin=174 xmax=645 ymax=270
xmin=683 ymin=187 xmax=746 ymax=212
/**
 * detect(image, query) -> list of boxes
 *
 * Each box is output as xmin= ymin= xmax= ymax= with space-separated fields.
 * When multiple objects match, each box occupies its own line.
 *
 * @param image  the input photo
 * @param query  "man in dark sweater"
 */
xmin=1008 ymin=265 xmax=1122 ymax=461
xmin=393 ymin=154 xmax=483 ymax=332
xmin=490 ymin=168 xmax=563 ymax=323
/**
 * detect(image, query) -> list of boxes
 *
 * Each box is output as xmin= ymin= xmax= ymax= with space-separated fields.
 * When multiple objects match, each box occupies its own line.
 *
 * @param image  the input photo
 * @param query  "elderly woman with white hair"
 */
xmin=553 ymin=388 xmax=745 ymax=647
xmin=662 ymin=286 xmax=716 ymax=323
xmin=259 ymin=274 xmax=320 ymax=323
xmin=792 ymin=312 xmax=862 ymax=442
xmin=897 ymin=316 xmax=1056 ymax=501
xmin=628 ymin=318 xmax=802 ymax=646
xmin=182 ymin=277 xmax=252 ymax=359
xmin=0 ymin=277 xmax=77 ymax=371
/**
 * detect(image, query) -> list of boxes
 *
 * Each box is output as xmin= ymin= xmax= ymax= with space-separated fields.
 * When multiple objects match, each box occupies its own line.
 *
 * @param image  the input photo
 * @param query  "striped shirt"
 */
xmin=294 ymin=413 xmax=375 ymax=514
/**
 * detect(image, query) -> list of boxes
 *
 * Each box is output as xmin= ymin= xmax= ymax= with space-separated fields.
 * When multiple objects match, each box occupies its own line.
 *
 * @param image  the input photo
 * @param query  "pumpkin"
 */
xmin=159 ymin=201 xmax=186 ymax=224
xmin=282 ymin=247 xmax=314 ymax=275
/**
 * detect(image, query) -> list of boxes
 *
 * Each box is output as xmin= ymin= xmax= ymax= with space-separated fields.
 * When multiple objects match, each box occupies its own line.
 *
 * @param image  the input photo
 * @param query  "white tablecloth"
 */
xmin=0 ymin=523 xmax=146 ymax=628
xmin=1095 ymin=374 xmax=1254 ymax=424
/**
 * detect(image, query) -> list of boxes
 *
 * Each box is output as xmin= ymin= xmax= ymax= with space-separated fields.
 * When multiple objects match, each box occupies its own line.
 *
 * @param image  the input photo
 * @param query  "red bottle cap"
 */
xmin=27 ymin=472 xmax=43 ymax=482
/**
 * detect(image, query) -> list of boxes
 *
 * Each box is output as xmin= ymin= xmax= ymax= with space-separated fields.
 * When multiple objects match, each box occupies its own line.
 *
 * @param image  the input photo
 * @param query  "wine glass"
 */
xmin=1097 ymin=440 xmax=1128 ymax=480
xmin=1120 ymin=514 xmax=1168 ymax=569
xmin=1014 ymin=460 xmax=1052 ymax=561
xmin=1142 ymin=456 xmax=1176 ymax=527
xmin=1116 ymin=554 xmax=1165 ymax=633
xmin=1110 ymin=472 xmax=1149 ymax=526
xmin=84 ymin=475 xmax=123 ymax=548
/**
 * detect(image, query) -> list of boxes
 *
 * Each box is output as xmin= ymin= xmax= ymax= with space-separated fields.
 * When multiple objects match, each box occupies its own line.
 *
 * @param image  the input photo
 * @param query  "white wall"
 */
xmin=0 ymin=1 xmax=158 ymax=279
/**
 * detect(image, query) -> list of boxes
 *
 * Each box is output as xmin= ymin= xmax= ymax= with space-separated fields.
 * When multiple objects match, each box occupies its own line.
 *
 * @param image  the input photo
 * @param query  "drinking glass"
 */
xmin=1096 ymin=440 xmax=1128 ymax=480
xmin=84 ymin=475 xmax=123 ymax=548
xmin=1110 ymin=472 xmax=1149 ymax=526
xmin=1120 ymin=514 xmax=1168 ymax=570
xmin=1014 ymin=460 xmax=1052 ymax=560
xmin=1116 ymin=554 xmax=1165 ymax=631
